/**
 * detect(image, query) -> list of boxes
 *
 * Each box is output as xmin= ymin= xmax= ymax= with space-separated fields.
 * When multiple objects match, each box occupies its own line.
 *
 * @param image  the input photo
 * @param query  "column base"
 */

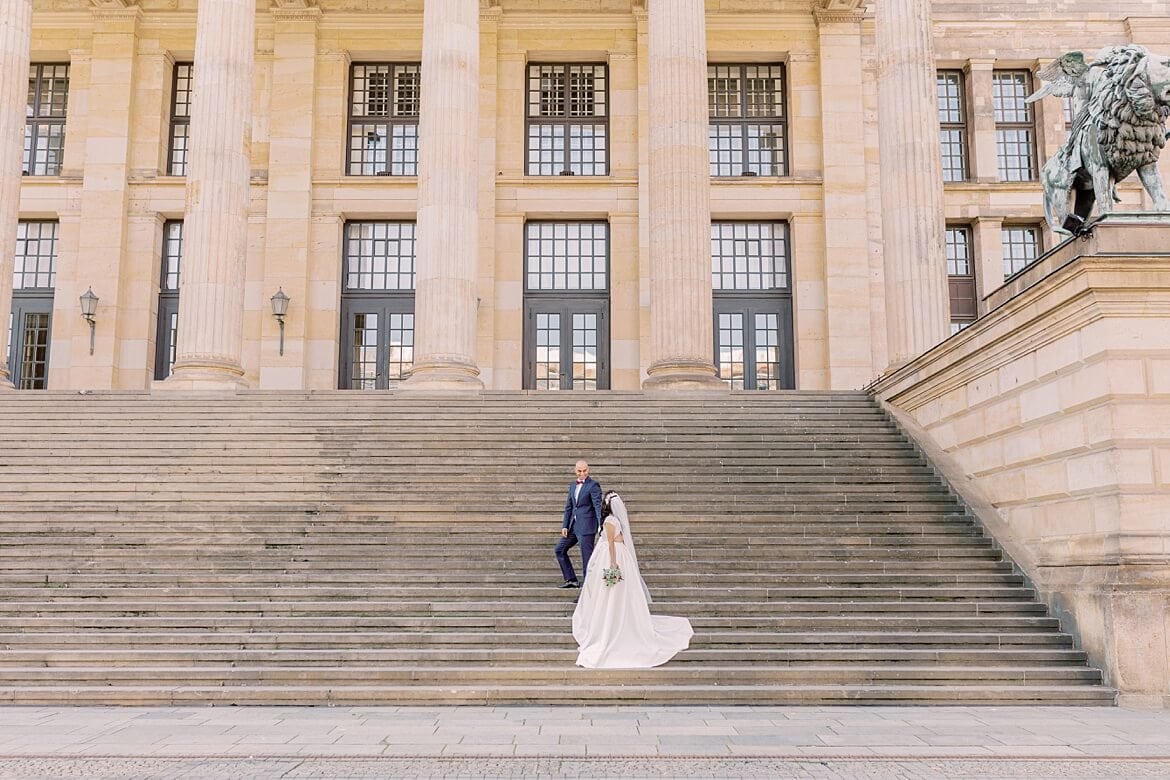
xmin=400 ymin=359 xmax=484 ymax=393
xmin=159 ymin=358 xmax=248 ymax=392
xmin=642 ymin=359 xmax=727 ymax=392
xmin=0 ymin=370 xmax=14 ymax=390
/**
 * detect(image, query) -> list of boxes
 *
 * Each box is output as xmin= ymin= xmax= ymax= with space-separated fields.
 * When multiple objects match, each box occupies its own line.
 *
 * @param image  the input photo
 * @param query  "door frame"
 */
xmin=338 ymin=293 xmax=415 ymax=390
xmin=712 ymin=293 xmax=795 ymax=390
xmin=8 ymin=292 xmax=55 ymax=389
xmin=522 ymin=294 xmax=610 ymax=390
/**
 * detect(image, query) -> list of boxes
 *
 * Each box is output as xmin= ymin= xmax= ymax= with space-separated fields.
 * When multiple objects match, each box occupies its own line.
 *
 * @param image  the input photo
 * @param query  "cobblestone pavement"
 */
xmin=0 ymin=706 xmax=1168 ymax=779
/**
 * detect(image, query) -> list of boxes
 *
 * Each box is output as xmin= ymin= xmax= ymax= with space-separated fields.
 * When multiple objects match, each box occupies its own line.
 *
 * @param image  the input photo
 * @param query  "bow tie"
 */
xmin=576 ymin=479 xmax=585 ymax=484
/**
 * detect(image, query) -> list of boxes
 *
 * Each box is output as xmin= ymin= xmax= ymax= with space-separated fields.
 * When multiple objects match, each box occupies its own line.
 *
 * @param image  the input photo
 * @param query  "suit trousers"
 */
xmin=555 ymin=527 xmax=595 ymax=583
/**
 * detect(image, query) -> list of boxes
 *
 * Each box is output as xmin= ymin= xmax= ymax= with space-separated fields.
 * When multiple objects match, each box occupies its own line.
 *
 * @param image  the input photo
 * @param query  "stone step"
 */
xmin=0 ymin=391 xmax=1110 ymax=706
xmin=0 ymin=683 xmax=1117 ymax=707
xmin=0 ymin=630 xmax=1076 ymax=649
xmin=0 ymin=665 xmax=1104 ymax=686
xmin=0 ymin=647 xmax=1091 ymax=665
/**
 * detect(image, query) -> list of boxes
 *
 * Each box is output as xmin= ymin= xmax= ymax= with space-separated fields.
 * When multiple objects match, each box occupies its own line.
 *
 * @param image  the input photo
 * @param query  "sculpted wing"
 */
xmin=1026 ymin=51 xmax=1088 ymax=103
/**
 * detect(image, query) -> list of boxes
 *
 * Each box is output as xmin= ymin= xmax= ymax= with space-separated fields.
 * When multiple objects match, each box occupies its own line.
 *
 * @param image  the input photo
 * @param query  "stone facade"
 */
xmin=7 ymin=0 xmax=1167 ymax=393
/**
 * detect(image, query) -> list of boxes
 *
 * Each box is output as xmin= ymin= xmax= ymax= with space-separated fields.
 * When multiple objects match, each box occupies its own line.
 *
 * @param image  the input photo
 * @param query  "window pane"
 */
xmin=711 ymin=222 xmax=788 ymax=291
xmin=708 ymin=64 xmax=787 ymax=176
xmin=993 ymin=71 xmax=1035 ymax=182
xmin=344 ymin=222 xmax=417 ymax=291
xmin=13 ymin=221 xmax=58 ymax=290
xmin=168 ymin=63 xmax=193 ymax=176
xmin=717 ymin=312 xmax=745 ymax=390
xmin=347 ymin=64 xmax=420 ymax=176
xmin=525 ymin=222 xmax=608 ymax=291
xmin=1002 ymin=226 xmax=1041 ymax=277
xmin=161 ymin=221 xmax=184 ymax=291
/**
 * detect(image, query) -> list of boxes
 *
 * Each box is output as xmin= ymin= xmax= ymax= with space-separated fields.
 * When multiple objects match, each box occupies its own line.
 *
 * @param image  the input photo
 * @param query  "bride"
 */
xmin=572 ymin=491 xmax=693 ymax=668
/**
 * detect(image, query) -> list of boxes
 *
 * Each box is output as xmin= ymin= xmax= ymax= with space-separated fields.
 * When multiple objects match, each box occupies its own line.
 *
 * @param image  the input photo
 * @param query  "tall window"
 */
xmin=341 ymin=221 xmax=416 ymax=389
xmin=167 ymin=63 xmax=193 ymax=176
xmin=708 ymin=64 xmax=787 ymax=177
xmin=945 ymin=226 xmax=977 ymax=334
xmin=523 ymin=222 xmax=610 ymax=391
xmin=937 ymin=70 xmax=968 ymax=182
xmin=526 ymin=64 xmax=608 ymax=176
xmin=154 ymin=221 xmax=183 ymax=380
xmin=347 ymin=64 xmax=421 ymax=176
xmin=7 ymin=221 xmax=58 ymax=390
xmin=993 ymin=70 xmax=1036 ymax=182
xmin=24 ymin=64 xmax=70 ymax=176
xmin=711 ymin=222 xmax=795 ymax=390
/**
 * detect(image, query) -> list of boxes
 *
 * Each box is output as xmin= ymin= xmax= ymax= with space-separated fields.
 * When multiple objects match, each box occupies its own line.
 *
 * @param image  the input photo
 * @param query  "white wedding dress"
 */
xmin=571 ymin=494 xmax=693 ymax=668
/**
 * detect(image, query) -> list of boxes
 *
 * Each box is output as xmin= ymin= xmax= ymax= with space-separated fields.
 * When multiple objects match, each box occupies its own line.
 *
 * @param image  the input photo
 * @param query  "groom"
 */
xmin=555 ymin=460 xmax=603 ymax=589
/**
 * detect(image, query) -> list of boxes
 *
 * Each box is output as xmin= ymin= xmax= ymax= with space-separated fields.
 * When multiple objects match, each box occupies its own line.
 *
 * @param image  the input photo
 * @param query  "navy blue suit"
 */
xmin=555 ymin=476 xmax=603 ymax=584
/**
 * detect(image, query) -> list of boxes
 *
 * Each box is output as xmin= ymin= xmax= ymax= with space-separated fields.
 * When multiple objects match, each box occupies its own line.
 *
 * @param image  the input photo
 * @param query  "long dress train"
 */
xmin=571 ymin=496 xmax=692 ymax=669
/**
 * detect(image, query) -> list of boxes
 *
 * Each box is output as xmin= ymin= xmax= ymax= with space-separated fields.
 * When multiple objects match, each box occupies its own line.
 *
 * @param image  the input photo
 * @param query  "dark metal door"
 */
xmin=712 ymin=296 xmax=795 ymax=390
xmin=338 ymin=295 xmax=414 ymax=389
xmin=8 ymin=293 xmax=54 ymax=389
xmin=523 ymin=297 xmax=609 ymax=390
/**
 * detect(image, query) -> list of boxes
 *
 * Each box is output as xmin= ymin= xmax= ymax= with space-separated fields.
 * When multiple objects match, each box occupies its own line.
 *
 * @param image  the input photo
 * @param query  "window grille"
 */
xmin=524 ymin=222 xmax=609 ymax=291
xmin=993 ymin=71 xmax=1037 ymax=182
xmin=13 ymin=221 xmax=58 ymax=290
xmin=24 ymin=64 xmax=69 ymax=176
xmin=1002 ymin=225 xmax=1041 ymax=277
xmin=168 ymin=63 xmax=193 ymax=176
xmin=711 ymin=222 xmax=789 ymax=291
xmin=344 ymin=222 xmax=417 ymax=291
xmin=526 ymin=64 xmax=608 ymax=176
xmin=708 ymin=64 xmax=787 ymax=177
xmin=937 ymin=70 xmax=968 ymax=182
xmin=347 ymin=64 xmax=421 ymax=176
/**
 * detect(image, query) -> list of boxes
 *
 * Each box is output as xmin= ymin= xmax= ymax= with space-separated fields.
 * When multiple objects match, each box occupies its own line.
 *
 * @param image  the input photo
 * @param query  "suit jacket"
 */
xmin=563 ymin=477 xmax=603 ymax=537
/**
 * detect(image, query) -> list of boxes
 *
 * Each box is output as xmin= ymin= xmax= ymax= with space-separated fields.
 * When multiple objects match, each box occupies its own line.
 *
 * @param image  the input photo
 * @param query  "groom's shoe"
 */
xmin=558 ymin=580 xmax=580 ymax=589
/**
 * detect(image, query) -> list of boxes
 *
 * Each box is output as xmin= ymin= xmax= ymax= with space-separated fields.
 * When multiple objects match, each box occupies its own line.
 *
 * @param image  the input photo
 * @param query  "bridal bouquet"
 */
xmin=603 ymin=567 xmax=623 ymax=588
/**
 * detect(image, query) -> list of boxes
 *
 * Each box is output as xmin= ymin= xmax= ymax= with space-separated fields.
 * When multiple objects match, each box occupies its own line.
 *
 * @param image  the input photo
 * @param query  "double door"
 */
xmin=7 ymin=294 xmax=53 ymax=389
xmin=713 ymin=296 xmax=795 ymax=390
xmin=523 ymin=297 xmax=609 ymax=391
xmin=338 ymin=296 xmax=414 ymax=390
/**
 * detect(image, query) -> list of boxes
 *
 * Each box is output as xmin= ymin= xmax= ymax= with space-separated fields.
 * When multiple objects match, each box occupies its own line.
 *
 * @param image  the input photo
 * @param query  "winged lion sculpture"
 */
xmin=1028 ymin=46 xmax=1170 ymax=234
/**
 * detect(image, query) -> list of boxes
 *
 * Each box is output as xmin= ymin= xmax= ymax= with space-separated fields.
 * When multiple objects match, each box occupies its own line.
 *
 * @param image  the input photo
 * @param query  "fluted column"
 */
xmin=0 ymin=0 xmax=32 ymax=390
xmin=165 ymin=0 xmax=254 ymax=389
xmin=875 ymin=0 xmax=949 ymax=367
xmin=642 ymin=0 xmax=724 ymax=390
xmin=403 ymin=0 xmax=483 ymax=390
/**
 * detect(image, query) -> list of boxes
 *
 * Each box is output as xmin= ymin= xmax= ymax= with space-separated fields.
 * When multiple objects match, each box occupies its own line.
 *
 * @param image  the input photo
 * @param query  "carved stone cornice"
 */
xmin=89 ymin=0 xmax=141 ymax=24
xmin=814 ymin=0 xmax=865 ymax=26
xmin=271 ymin=0 xmax=320 ymax=21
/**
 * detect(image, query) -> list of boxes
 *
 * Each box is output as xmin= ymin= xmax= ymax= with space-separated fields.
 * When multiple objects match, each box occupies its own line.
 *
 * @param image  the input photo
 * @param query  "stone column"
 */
xmin=165 ymin=0 xmax=255 ymax=389
xmin=875 ymin=0 xmax=949 ymax=367
xmin=642 ymin=0 xmax=723 ymax=390
xmin=403 ymin=0 xmax=483 ymax=390
xmin=0 ymin=0 xmax=32 ymax=389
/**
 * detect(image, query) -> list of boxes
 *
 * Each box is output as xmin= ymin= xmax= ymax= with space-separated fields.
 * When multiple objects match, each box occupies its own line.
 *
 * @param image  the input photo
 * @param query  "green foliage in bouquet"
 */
xmin=603 ymin=567 xmax=623 ymax=588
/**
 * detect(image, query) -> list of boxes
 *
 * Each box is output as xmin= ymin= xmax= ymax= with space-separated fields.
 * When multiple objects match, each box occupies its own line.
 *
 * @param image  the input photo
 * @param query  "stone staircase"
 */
xmin=0 ymin=391 xmax=1113 ymax=705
